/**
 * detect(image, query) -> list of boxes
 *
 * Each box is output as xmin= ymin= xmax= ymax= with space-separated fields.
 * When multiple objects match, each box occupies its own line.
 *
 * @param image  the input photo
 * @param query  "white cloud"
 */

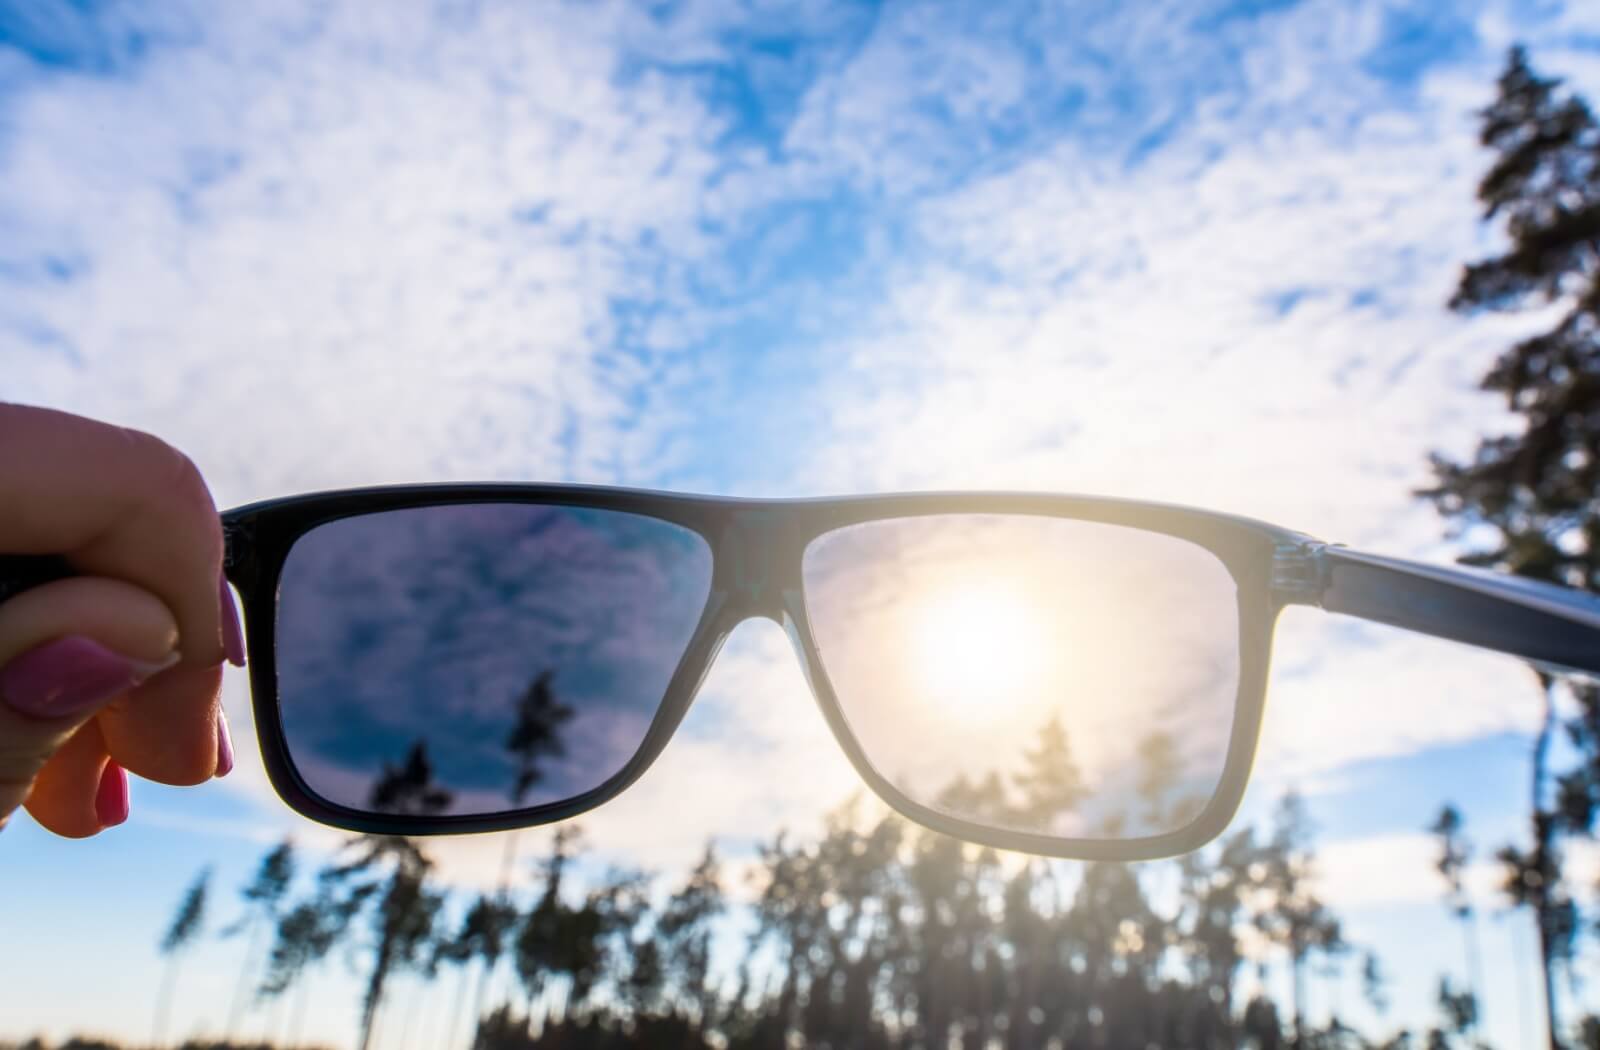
xmin=7 ymin=0 xmax=1600 ymax=879
xmin=1314 ymin=829 xmax=1600 ymax=916
xmin=772 ymin=0 xmax=1591 ymax=787
xmin=0 ymin=1 xmax=734 ymax=504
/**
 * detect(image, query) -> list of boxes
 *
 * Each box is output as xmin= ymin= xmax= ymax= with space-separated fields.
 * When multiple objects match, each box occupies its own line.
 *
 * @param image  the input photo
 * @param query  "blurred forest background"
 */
xmin=6 ymin=40 xmax=1600 ymax=1050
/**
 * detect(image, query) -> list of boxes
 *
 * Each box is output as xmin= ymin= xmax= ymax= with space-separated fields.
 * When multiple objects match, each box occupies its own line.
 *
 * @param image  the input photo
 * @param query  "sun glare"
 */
xmin=909 ymin=581 xmax=1052 ymax=720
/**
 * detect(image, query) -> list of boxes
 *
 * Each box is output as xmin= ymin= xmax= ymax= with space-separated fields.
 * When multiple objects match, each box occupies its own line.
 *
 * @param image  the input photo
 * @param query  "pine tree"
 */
xmin=320 ymin=738 xmax=455 ymax=1050
xmin=222 ymin=838 xmax=296 ymax=1039
xmin=1011 ymin=714 xmax=1088 ymax=833
xmin=506 ymin=669 xmax=575 ymax=806
xmin=1424 ymin=44 xmax=1600 ymax=1050
xmin=1251 ymin=792 xmax=1345 ymax=1049
xmin=1429 ymin=805 xmax=1486 ymax=1039
xmin=153 ymin=866 xmax=211 ymax=1048
xmin=656 ymin=842 xmax=726 ymax=1031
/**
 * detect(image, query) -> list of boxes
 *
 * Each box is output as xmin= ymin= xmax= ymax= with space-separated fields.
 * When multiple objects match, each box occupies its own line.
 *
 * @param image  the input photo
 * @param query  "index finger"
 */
xmin=0 ymin=403 xmax=229 ymax=670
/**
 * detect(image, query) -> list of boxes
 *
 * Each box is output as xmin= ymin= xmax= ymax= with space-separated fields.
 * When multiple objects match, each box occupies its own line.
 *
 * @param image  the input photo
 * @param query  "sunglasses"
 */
xmin=4 ymin=484 xmax=1598 ymax=860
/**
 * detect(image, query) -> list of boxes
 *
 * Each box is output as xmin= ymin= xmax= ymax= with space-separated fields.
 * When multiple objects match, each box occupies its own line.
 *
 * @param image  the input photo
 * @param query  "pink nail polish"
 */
xmin=215 ymin=711 xmax=234 ymax=779
xmin=220 ymin=574 xmax=246 ymax=668
xmin=96 ymin=761 xmax=130 ymax=827
xmin=0 ymin=637 xmax=165 ymax=721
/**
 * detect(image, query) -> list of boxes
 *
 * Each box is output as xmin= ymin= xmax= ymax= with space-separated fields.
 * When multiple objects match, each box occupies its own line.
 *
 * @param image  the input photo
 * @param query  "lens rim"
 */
xmin=796 ymin=508 xmax=1272 ymax=861
xmin=228 ymin=486 xmax=729 ymax=837
xmin=222 ymin=484 xmax=1297 ymax=857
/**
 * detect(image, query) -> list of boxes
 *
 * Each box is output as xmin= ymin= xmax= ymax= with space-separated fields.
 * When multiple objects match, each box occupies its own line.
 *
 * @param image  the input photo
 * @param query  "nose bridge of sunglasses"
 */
xmin=711 ymin=507 xmax=806 ymax=621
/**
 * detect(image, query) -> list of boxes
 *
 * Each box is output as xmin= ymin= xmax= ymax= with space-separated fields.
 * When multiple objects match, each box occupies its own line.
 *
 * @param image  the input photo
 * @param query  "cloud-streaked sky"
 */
xmin=4 ymin=1 xmax=1600 ymax=1047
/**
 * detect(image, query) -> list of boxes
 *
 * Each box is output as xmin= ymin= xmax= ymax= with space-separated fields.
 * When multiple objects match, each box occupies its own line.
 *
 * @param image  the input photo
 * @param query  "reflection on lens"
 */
xmin=275 ymin=504 xmax=713 ymax=818
xmin=802 ymin=515 xmax=1241 ymax=841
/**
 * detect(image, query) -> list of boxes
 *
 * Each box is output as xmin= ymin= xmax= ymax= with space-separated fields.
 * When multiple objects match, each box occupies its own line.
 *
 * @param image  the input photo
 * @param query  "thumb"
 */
xmin=0 ymin=575 xmax=181 ymax=831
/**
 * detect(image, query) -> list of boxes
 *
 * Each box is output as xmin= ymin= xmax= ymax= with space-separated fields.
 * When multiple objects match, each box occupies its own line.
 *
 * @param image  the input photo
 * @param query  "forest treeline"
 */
xmin=0 ymin=788 xmax=1555 ymax=1050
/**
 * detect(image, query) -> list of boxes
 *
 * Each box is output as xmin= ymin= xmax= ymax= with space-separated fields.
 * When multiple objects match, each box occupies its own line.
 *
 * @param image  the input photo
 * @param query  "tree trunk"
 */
xmin=449 ymin=964 xmax=471 ymax=1050
xmin=224 ymin=916 xmax=264 ymax=1038
xmin=358 ymin=936 xmax=397 ymax=1050
xmin=1462 ymin=911 xmax=1487 ymax=1036
xmin=1291 ymin=949 xmax=1305 ymax=1049
xmin=1532 ymin=681 xmax=1563 ymax=1050
xmin=399 ymin=976 xmax=424 ymax=1050
xmin=152 ymin=955 xmax=180 ymax=1049
xmin=498 ymin=832 xmax=521 ymax=890
xmin=290 ymin=977 xmax=312 ymax=1050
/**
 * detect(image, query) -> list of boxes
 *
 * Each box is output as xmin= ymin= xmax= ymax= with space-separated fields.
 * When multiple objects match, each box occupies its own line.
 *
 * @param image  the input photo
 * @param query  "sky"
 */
xmin=2 ymin=0 xmax=1600 ymax=1047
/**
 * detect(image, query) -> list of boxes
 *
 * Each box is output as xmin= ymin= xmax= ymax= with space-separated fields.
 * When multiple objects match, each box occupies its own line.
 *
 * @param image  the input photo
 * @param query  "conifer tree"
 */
xmin=1425 ymin=45 xmax=1600 ymax=1050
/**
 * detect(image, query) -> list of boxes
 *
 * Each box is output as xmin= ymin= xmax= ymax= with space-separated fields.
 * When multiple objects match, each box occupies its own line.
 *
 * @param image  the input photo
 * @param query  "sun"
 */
xmin=908 ymin=579 xmax=1052 ymax=721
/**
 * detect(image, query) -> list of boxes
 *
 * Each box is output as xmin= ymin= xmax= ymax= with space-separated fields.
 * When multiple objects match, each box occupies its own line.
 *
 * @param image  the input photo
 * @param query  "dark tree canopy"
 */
xmin=1426 ymin=45 xmax=1600 ymax=593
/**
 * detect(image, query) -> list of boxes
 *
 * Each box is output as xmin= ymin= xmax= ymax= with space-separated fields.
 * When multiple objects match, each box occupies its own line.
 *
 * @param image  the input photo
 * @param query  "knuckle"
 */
xmin=120 ymin=428 xmax=223 ymax=550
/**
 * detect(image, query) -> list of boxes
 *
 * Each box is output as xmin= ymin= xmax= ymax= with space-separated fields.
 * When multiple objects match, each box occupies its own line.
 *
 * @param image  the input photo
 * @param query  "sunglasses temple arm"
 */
xmin=1307 ymin=546 xmax=1600 ymax=681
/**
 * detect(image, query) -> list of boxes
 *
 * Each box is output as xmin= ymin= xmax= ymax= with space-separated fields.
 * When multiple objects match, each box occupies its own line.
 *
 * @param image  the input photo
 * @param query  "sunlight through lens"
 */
xmin=802 ymin=515 xmax=1241 ymax=841
xmin=911 ymin=581 xmax=1051 ymax=722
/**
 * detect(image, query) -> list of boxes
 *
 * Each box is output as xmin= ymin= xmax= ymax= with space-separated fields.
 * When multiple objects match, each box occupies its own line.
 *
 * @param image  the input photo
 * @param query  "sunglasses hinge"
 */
xmin=222 ymin=515 xmax=259 ymax=585
xmin=1271 ymin=539 xmax=1332 ymax=606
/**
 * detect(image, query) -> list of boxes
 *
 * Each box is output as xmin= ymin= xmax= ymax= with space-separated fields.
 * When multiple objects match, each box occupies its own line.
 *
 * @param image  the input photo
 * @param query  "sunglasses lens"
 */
xmin=274 ymin=503 xmax=713 ymax=819
xmin=802 ymin=515 xmax=1242 ymax=842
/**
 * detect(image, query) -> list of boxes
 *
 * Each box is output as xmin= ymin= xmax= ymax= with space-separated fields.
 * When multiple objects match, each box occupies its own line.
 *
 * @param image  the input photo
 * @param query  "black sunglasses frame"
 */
xmin=218 ymin=483 xmax=1300 ymax=861
xmin=5 ymin=483 xmax=1595 ymax=860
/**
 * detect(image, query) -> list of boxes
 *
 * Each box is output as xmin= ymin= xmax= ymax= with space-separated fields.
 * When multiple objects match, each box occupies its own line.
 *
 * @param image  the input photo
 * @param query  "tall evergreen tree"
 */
xmin=437 ymin=892 xmax=519 ymax=1049
xmin=221 ymin=838 xmax=296 ymax=1039
xmin=260 ymin=869 xmax=367 ymax=1047
xmin=318 ymin=739 xmax=455 ymax=1050
xmin=152 ymin=866 xmax=211 ymax=1048
xmin=1430 ymin=805 xmax=1486 ymax=1038
xmin=1424 ymin=44 xmax=1600 ymax=1050
xmin=1011 ymin=714 xmax=1088 ymax=833
xmin=655 ymin=842 xmax=726 ymax=1032
xmin=506 ymin=669 xmax=575 ymax=807
xmin=1251 ymin=792 xmax=1344 ymax=1049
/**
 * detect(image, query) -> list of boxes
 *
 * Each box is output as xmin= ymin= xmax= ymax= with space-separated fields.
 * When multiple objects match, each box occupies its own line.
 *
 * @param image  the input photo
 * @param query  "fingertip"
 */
xmin=99 ymin=662 xmax=224 ymax=786
xmin=95 ymin=760 xmax=129 ymax=827
xmin=220 ymin=574 xmax=245 ymax=668
xmin=23 ymin=718 xmax=113 ymax=838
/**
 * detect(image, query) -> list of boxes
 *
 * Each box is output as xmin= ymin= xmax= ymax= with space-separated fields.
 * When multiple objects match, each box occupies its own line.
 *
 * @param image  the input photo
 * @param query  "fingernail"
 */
xmin=215 ymin=710 xmax=234 ymax=779
xmin=96 ymin=760 xmax=130 ymax=827
xmin=0 ymin=637 xmax=175 ymax=721
xmin=220 ymin=573 xmax=246 ymax=668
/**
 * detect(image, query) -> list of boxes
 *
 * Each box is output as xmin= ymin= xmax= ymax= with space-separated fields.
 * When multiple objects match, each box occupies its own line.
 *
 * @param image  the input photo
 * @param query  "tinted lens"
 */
xmin=275 ymin=504 xmax=713 ymax=818
xmin=802 ymin=515 xmax=1241 ymax=841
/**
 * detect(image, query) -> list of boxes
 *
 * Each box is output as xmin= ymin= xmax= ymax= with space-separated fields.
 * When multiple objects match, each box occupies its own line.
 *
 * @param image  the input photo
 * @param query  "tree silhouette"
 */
xmin=81 ymin=779 xmax=1542 ymax=1050
xmin=1251 ymin=792 xmax=1345 ymax=1049
xmin=370 ymin=740 xmax=455 ymax=817
xmin=1136 ymin=728 xmax=1182 ymax=829
xmin=221 ymin=838 xmax=296 ymax=1040
xmin=1423 ymin=44 xmax=1600 ymax=1050
xmin=1176 ymin=826 xmax=1263 ymax=1020
xmin=511 ymin=825 xmax=583 ymax=1025
xmin=1430 ymin=805 xmax=1486 ymax=1039
xmin=436 ymin=892 xmax=519 ymax=1049
xmin=506 ymin=669 xmax=575 ymax=807
xmin=310 ymin=738 xmax=456 ymax=1050
xmin=654 ymin=843 xmax=725 ymax=1033
xmin=1011 ymin=714 xmax=1087 ymax=832
xmin=260 ymin=869 xmax=366 ymax=1047
xmin=1362 ymin=950 xmax=1391 ymax=1022
xmin=153 ymin=866 xmax=211 ymax=1049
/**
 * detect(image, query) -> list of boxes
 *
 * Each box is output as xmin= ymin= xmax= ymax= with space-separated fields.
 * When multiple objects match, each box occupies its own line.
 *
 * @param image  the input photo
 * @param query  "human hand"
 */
xmin=0 ymin=403 xmax=243 ymax=837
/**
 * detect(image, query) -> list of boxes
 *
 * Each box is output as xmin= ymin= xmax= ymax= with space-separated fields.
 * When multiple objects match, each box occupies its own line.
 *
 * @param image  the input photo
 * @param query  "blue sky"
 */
xmin=3 ymin=0 xmax=1600 ymax=1047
